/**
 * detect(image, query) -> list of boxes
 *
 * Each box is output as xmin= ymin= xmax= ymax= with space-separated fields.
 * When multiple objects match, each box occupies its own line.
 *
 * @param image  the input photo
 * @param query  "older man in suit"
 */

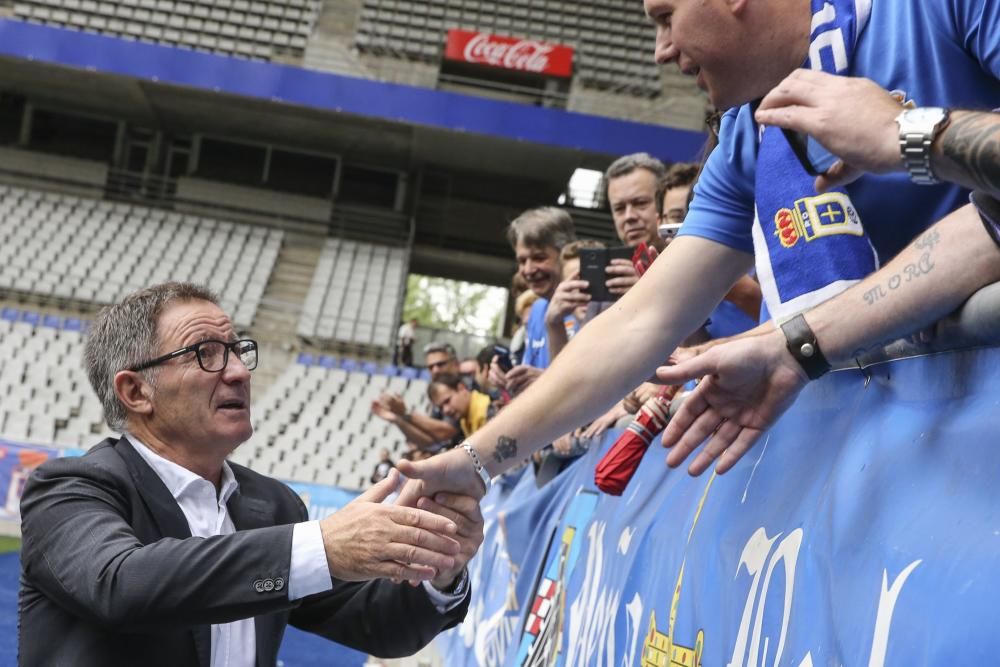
xmin=18 ymin=282 xmax=482 ymax=666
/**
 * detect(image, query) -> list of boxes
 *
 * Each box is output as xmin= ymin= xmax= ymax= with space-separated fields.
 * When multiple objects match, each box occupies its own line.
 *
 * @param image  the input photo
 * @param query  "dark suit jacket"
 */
xmin=17 ymin=436 xmax=468 ymax=666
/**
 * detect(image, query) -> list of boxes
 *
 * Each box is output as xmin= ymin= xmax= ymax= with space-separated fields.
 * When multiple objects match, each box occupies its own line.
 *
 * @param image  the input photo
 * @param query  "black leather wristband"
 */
xmin=780 ymin=314 xmax=831 ymax=380
xmin=970 ymin=191 xmax=1000 ymax=250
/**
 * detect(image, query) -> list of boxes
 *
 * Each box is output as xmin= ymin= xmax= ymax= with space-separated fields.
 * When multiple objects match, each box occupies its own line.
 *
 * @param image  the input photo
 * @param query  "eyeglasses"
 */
xmin=427 ymin=359 xmax=452 ymax=372
xmin=129 ymin=339 xmax=258 ymax=373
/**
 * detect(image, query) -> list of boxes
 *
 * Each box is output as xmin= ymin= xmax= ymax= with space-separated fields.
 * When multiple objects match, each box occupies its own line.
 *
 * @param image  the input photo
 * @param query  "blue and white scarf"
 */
xmin=752 ymin=0 xmax=876 ymax=321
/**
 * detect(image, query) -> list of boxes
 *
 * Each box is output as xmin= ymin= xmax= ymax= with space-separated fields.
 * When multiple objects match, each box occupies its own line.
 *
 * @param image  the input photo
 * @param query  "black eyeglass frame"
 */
xmin=129 ymin=338 xmax=258 ymax=373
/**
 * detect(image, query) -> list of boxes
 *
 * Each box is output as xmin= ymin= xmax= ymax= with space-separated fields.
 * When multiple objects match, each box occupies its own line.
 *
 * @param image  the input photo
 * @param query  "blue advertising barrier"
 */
xmin=438 ymin=344 xmax=1000 ymax=666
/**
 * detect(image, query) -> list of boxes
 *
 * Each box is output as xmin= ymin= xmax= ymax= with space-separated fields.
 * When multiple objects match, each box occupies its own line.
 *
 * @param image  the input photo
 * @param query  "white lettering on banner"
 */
xmin=727 ymin=528 xmax=921 ymax=667
xmin=622 ymin=592 xmax=644 ymax=667
xmin=463 ymin=33 xmax=556 ymax=73
xmin=566 ymin=521 xmax=621 ymax=667
xmin=867 ymin=561 xmax=921 ymax=667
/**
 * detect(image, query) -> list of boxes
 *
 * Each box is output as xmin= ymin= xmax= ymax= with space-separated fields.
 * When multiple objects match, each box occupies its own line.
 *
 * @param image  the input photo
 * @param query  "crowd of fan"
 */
xmin=371 ymin=151 xmax=763 ymax=487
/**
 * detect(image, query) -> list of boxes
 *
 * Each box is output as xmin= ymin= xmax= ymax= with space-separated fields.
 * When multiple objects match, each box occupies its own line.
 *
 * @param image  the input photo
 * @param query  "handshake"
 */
xmin=321 ymin=466 xmax=484 ymax=590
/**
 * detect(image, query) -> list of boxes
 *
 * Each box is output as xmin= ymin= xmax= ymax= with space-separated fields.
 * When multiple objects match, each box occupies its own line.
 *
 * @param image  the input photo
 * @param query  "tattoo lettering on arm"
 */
xmin=492 ymin=436 xmax=519 ymax=464
xmin=861 ymin=229 xmax=938 ymax=307
xmin=940 ymin=112 xmax=1000 ymax=196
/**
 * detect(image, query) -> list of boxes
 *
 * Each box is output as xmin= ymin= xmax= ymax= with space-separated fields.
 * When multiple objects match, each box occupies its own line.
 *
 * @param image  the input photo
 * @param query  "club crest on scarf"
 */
xmin=752 ymin=0 xmax=877 ymax=320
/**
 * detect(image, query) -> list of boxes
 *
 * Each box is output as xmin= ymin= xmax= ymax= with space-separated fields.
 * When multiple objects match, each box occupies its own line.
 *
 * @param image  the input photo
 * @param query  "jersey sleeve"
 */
xmin=676 ymin=105 xmax=759 ymax=254
xmin=951 ymin=0 xmax=1000 ymax=79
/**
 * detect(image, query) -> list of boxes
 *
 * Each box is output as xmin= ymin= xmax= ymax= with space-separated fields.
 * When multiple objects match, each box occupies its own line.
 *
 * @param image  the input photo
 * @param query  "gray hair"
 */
xmin=604 ymin=152 xmax=667 ymax=182
xmin=84 ymin=282 xmax=219 ymax=432
xmin=505 ymin=206 xmax=576 ymax=251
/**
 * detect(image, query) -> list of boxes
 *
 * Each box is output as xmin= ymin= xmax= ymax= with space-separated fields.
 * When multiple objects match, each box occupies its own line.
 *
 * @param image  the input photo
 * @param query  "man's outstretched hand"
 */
xmin=320 ymin=469 xmax=460 ymax=582
xmin=655 ymin=330 xmax=809 ymax=476
xmin=395 ymin=447 xmax=488 ymax=509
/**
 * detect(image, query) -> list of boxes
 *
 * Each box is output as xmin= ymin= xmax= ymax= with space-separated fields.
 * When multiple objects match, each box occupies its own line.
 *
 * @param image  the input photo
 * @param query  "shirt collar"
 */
xmin=125 ymin=432 xmax=239 ymax=503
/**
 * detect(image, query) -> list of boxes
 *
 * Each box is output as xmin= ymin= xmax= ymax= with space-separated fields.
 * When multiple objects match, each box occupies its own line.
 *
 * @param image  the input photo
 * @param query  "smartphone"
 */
xmin=493 ymin=343 xmax=514 ymax=372
xmin=579 ymin=246 xmax=633 ymax=301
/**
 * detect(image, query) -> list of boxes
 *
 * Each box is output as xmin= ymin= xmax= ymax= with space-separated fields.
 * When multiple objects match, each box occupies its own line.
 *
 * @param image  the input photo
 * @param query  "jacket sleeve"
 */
xmin=282 ymin=487 xmax=470 ymax=658
xmin=20 ymin=457 xmax=301 ymax=631
xmin=289 ymin=577 xmax=470 ymax=658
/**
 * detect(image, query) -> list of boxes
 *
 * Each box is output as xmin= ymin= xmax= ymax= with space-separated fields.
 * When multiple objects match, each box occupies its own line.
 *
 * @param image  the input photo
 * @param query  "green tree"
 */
xmin=403 ymin=274 xmax=505 ymax=336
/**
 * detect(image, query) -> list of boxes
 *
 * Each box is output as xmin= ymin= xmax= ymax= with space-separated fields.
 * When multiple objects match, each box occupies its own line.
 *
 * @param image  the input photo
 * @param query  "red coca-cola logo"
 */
xmin=444 ymin=29 xmax=574 ymax=78
xmin=463 ymin=33 xmax=554 ymax=73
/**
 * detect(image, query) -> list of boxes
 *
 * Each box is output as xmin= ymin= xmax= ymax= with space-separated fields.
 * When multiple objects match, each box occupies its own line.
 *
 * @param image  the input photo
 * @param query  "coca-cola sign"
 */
xmin=444 ymin=29 xmax=574 ymax=78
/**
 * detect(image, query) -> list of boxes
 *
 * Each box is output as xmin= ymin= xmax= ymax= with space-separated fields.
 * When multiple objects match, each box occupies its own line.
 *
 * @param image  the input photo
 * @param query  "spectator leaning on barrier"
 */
xmin=544 ymin=240 xmax=606 ymax=362
xmin=428 ymin=372 xmax=499 ymax=439
xmin=490 ymin=207 xmax=576 ymax=395
xmin=390 ymin=0 xmax=1000 ymax=506
xmin=18 ymin=282 xmax=481 ymax=666
xmin=371 ymin=341 xmax=464 ymax=452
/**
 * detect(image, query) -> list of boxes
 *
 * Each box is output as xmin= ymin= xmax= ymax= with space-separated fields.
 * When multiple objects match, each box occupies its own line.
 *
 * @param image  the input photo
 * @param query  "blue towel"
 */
xmin=752 ymin=0 xmax=878 ymax=321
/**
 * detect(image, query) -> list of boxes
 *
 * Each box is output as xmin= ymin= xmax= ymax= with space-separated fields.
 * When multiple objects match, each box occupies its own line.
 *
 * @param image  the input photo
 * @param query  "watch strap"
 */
xmin=897 ymin=108 xmax=949 ymax=186
xmin=780 ymin=314 xmax=831 ymax=380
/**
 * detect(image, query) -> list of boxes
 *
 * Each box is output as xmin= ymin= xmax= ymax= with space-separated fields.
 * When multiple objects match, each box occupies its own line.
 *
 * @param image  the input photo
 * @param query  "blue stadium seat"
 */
xmin=360 ymin=361 xmax=378 ymax=375
xmin=297 ymin=352 xmax=315 ymax=366
xmin=42 ymin=315 xmax=61 ymax=329
xmin=400 ymin=367 xmax=419 ymax=380
xmin=0 ymin=307 xmax=17 ymax=322
xmin=340 ymin=358 xmax=358 ymax=372
xmin=318 ymin=355 xmax=338 ymax=369
xmin=63 ymin=318 xmax=83 ymax=332
xmin=419 ymin=368 xmax=432 ymax=382
xmin=380 ymin=363 xmax=400 ymax=377
xmin=21 ymin=311 xmax=40 ymax=327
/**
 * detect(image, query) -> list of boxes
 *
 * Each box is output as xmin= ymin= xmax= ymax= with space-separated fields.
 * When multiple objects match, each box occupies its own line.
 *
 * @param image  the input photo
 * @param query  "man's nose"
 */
xmin=654 ymin=26 xmax=677 ymax=65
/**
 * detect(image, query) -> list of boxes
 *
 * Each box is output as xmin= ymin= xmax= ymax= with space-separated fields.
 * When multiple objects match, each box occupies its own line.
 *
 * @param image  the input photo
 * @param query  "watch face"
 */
xmin=900 ymin=107 xmax=947 ymax=132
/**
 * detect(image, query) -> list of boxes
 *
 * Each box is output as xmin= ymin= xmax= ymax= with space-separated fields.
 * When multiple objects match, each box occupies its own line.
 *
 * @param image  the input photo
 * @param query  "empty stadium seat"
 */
xmin=14 ymin=0 xmax=320 ymax=61
xmin=0 ymin=306 xmax=113 ymax=448
xmin=353 ymin=0 xmax=660 ymax=95
xmin=233 ymin=358 xmax=430 ymax=490
xmin=297 ymin=238 xmax=408 ymax=350
xmin=0 ymin=185 xmax=284 ymax=329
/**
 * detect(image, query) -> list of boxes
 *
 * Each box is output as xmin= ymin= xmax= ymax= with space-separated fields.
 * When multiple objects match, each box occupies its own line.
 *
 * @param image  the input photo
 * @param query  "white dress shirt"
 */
xmin=127 ymin=434 xmax=332 ymax=667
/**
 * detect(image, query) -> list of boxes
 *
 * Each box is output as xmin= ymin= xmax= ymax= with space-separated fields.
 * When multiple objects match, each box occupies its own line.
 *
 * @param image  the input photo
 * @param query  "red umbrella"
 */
xmin=595 ymin=384 xmax=680 ymax=495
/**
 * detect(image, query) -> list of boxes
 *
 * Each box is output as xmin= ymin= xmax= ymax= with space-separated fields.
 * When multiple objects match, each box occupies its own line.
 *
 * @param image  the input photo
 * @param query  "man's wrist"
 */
xmin=461 ymin=442 xmax=491 ymax=493
xmin=779 ymin=314 xmax=831 ymax=380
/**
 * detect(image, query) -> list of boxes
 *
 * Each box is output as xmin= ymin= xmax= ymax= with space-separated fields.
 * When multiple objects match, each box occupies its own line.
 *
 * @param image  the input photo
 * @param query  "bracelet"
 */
xmin=970 ymin=191 xmax=1000 ymax=250
xmin=462 ymin=443 xmax=492 ymax=492
xmin=779 ymin=314 xmax=831 ymax=380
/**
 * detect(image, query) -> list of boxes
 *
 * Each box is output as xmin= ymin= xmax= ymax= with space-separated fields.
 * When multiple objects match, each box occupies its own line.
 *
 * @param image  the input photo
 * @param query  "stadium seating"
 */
xmin=229 ymin=356 xmax=429 ymax=490
xmin=354 ymin=0 xmax=661 ymax=95
xmin=0 ymin=307 xmax=112 ymax=448
xmin=297 ymin=238 xmax=407 ymax=349
xmin=0 ymin=184 xmax=283 ymax=329
xmin=12 ymin=0 xmax=321 ymax=61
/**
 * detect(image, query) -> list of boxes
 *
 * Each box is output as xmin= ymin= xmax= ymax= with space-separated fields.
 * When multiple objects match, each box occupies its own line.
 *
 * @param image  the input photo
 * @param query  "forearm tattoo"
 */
xmin=861 ymin=228 xmax=939 ymax=308
xmin=493 ymin=436 xmax=519 ymax=463
xmin=941 ymin=111 xmax=1000 ymax=196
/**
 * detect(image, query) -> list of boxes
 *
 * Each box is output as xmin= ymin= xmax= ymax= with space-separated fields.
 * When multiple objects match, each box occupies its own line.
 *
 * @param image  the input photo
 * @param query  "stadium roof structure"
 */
xmin=0 ymin=18 xmax=707 ymax=286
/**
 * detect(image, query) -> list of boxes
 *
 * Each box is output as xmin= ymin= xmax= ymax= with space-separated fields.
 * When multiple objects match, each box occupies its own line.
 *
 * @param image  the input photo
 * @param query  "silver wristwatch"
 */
xmin=896 ymin=107 xmax=950 ymax=185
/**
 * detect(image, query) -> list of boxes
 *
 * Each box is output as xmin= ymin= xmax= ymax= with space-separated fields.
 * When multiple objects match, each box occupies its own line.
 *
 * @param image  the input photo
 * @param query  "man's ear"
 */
xmin=114 ymin=370 xmax=154 ymax=419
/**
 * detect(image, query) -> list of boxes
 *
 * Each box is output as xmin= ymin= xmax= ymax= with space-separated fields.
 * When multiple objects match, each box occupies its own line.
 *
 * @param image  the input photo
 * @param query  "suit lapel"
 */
xmin=114 ymin=437 xmax=211 ymax=667
xmin=228 ymin=468 xmax=283 ymax=667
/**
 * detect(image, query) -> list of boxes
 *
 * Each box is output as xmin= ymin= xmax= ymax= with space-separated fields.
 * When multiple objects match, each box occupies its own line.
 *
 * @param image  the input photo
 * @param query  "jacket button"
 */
xmin=274 ymin=577 xmax=285 ymax=592
xmin=253 ymin=579 xmax=265 ymax=594
xmin=263 ymin=578 xmax=275 ymax=592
